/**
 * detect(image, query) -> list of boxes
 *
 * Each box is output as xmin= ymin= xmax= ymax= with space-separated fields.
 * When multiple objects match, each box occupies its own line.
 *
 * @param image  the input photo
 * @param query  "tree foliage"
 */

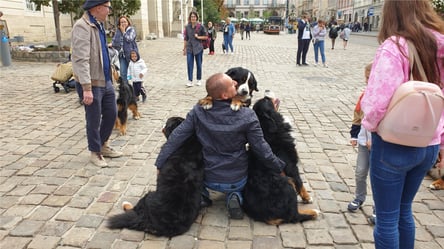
xmin=194 ymin=0 xmax=227 ymax=25
xmin=431 ymin=0 xmax=444 ymax=16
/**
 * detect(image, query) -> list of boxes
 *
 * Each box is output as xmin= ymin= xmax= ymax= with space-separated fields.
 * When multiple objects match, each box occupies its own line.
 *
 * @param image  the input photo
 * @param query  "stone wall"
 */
xmin=12 ymin=50 xmax=70 ymax=63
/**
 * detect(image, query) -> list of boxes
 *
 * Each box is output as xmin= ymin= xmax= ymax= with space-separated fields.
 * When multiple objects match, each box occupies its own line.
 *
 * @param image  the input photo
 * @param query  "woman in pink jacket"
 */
xmin=361 ymin=1 xmax=444 ymax=248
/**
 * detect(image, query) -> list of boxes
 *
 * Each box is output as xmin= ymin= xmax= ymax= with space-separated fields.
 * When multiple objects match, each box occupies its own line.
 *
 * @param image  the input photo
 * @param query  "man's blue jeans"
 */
xmin=202 ymin=177 xmax=247 ymax=207
xmin=77 ymin=80 xmax=117 ymax=152
xmin=370 ymin=132 xmax=438 ymax=249
xmin=186 ymin=51 xmax=203 ymax=82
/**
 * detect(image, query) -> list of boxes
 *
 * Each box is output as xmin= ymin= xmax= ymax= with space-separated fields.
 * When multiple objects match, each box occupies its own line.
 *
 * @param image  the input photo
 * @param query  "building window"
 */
xmin=25 ymin=0 xmax=37 ymax=11
xmin=236 ymin=0 xmax=241 ymax=5
xmin=244 ymin=0 xmax=249 ymax=5
xmin=263 ymin=0 xmax=268 ymax=5
xmin=255 ymin=0 xmax=260 ymax=4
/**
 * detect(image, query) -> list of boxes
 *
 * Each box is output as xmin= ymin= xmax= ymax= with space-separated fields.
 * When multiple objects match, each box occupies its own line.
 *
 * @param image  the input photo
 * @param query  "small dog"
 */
xmin=429 ymin=159 xmax=444 ymax=190
xmin=243 ymin=96 xmax=319 ymax=224
xmin=107 ymin=117 xmax=204 ymax=237
xmin=199 ymin=67 xmax=259 ymax=111
xmin=115 ymin=77 xmax=140 ymax=135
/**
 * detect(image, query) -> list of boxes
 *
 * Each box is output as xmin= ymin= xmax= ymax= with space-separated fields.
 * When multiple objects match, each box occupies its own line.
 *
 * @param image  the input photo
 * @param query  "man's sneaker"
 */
xmin=101 ymin=143 xmax=122 ymax=158
xmin=186 ymin=81 xmax=193 ymax=87
xmin=90 ymin=152 xmax=108 ymax=167
xmin=196 ymin=80 xmax=202 ymax=86
xmin=347 ymin=199 xmax=363 ymax=212
xmin=228 ymin=195 xmax=243 ymax=219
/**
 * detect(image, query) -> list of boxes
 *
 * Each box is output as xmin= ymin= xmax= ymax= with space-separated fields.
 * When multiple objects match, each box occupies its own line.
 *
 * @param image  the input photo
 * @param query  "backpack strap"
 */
xmin=407 ymin=40 xmax=428 ymax=82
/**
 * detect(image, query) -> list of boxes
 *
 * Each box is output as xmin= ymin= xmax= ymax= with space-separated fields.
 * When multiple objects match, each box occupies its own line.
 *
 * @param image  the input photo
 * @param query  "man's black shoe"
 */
xmin=228 ymin=195 xmax=243 ymax=219
xmin=200 ymin=195 xmax=213 ymax=209
xmin=302 ymin=63 xmax=309 ymax=66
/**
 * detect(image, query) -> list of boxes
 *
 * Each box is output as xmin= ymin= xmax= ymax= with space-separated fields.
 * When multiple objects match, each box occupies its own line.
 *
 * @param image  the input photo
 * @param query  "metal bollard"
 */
xmin=0 ymin=31 xmax=11 ymax=67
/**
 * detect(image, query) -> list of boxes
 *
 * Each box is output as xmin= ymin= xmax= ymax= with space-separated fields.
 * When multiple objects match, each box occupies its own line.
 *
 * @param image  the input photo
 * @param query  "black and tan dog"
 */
xmin=429 ymin=158 xmax=444 ymax=190
xmin=199 ymin=67 xmax=259 ymax=111
xmin=242 ymin=97 xmax=319 ymax=224
xmin=107 ymin=117 xmax=204 ymax=237
xmin=115 ymin=78 xmax=140 ymax=135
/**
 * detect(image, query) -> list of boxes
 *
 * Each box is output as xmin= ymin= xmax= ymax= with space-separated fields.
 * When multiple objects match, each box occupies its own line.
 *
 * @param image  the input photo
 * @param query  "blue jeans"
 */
xmin=370 ymin=133 xmax=438 ymax=249
xmin=313 ymin=40 xmax=326 ymax=64
xmin=76 ymin=81 xmax=117 ymax=152
xmin=119 ymin=56 xmax=129 ymax=83
xmin=202 ymin=177 xmax=247 ymax=207
xmin=186 ymin=51 xmax=203 ymax=82
xmin=224 ymin=34 xmax=234 ymax=52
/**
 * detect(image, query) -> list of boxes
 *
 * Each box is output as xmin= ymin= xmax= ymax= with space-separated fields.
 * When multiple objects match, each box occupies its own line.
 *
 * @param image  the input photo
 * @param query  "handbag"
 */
xmin=377 ymin=41 xmax=444 ymax=147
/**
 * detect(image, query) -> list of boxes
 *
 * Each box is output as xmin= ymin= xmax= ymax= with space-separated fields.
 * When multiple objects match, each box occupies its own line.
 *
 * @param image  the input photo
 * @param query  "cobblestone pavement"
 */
xmin=1 ymin=31 xmax=444 ymax=249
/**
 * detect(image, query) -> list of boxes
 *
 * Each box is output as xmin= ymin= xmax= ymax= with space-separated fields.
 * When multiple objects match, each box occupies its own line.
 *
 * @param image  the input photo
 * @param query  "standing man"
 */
xmin=296 ymin=14 xmax=312 ymax=66
xmin=71 ymin=0 xmax=122 ymax=167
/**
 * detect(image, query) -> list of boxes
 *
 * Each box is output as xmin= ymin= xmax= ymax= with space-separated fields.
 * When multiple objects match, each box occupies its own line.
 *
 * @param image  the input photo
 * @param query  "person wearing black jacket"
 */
xmin=296 ymin=14 xmax=312 ymax=66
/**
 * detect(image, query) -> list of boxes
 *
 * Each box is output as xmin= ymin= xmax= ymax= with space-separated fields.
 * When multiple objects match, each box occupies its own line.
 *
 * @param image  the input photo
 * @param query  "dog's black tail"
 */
xmin=107 ymin=210 xmax=145 ymax=231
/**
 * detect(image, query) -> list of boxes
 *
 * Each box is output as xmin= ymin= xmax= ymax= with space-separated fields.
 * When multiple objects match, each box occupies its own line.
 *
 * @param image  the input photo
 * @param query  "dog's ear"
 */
xmin=249 ymin=73 xmax=259 ymax=92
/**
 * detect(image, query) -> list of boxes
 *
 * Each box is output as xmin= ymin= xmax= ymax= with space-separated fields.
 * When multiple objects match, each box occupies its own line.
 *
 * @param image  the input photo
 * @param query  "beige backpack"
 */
xmin=377 ymin=41 xmax=444 ymax=147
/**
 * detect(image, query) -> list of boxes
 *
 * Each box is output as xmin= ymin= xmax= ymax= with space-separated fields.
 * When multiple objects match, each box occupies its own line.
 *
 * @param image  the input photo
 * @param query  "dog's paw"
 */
xmin=230 ymin=98 xmax=243 ymax=111
xmin=429 ymin=179 xmax=444 ymax=190
xmin=198 ymin=96 xmax=213 ymax=110
xmin=302 ymin=196 xmax=313 ymax=204
xmin=134 ymin=115 xmax=140 ymax=120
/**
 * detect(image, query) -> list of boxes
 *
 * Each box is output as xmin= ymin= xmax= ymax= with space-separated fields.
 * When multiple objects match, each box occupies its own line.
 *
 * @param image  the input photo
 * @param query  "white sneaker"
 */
xmin=90 ymin=152 xmax=108 ymax=167
xmin=314 ymin=63 xmax=319 ymax=67
xmin=196 ymin=80 xmax=202 ymax=86
xmin=101 ymin=143 xmax=122 ymax=158
xmin=186 ymin=81 xmax=193 ymax=87
xmin=323 ymin=63 xmax=328 ymax=68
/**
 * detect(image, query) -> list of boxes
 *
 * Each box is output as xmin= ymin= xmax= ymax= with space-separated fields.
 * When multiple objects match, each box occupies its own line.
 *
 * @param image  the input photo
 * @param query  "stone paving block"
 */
xmin=27 ymin=235 xmax=60 ymax=249
xmin=199 ymin=225 xmax=227 ymax=241
xmin=329 ymin=228 xmax=359 ymax=245
xmin=42 ymin=195 xmax=72 ymax=207
xmin=252 ymin=236 xmax=281 ymax=249
xmin=68 ymin=196 xmax=94 ymax=208
xmin=0 ymin=236 xmax=32 ymax=249
xmin=197 ymin=240 xmax=225 ymax=249
xmin=55 ymin=207 xmax=84 ymax=222
xmin=228 ymin=225 xmax=252 ymax=240
xmin=86 ymin=231 xmax=119 ymax=249
xmin=40 ymin=221 xmax=74 ymax=237
xmin=169 ymin=235 xmax=196 ymax=249
xmin=252 ymin=221 xmax=278 ymax=236
xmin=0 ymin=216 xmax=23 ymax=230
xmin=28 ymin=206 xmax=60 ymax=220
xmin=86 ymin=202 xmax=113 ymax=216
xmin=9 ymin=219 xmax=45 ymax=237
xmin=226 ymin=240 xmax=252 ymax=249
xmin=111 ymin=240 xmax=140 ymax=249
xmin=305 ymin=228 xmax=334 ymax=246
xmin=281 ymin=229 xmax=306 ymax=248
xmin=76 ymin=214 xmax=104 ymax=228
xmin=119 ymin=228 xmax=146 ymax=241
xmin=3 ymin=204 xmax=35 ymax=217
xmin=19 ymin=194 xmax=47 ymax=205
xmin=138 ymin=239 xmax=168 ymax=249
xmin=61 ymin=227 xmax=94 ymax=248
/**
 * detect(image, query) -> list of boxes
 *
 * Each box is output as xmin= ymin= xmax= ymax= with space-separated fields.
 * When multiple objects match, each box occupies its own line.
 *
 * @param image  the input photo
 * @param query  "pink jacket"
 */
xmin=361 ymin=30 xmax=444 ymax=148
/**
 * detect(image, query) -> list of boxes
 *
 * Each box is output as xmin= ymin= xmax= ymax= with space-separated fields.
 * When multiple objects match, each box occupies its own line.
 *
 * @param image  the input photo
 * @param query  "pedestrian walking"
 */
xmin=223 ymin=17 xmax=235 ymax=54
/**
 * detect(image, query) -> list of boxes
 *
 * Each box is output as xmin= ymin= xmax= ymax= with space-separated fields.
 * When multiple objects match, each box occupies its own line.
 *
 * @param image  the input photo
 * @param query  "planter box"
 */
xmin=11 ymin=50 xmax=70 ymax=63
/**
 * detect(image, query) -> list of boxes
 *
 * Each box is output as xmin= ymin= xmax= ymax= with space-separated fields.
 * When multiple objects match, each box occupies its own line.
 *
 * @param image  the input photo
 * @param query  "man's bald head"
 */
xmin=205 ymin=73 xmax=238 ymax=100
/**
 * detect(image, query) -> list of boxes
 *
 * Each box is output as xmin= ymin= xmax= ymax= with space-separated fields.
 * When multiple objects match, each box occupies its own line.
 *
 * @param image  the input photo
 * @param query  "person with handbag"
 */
xmin=183 ymin=11 xmax=207 ymax=87
xmin=360 ymin=1 xmax=444 ymax=248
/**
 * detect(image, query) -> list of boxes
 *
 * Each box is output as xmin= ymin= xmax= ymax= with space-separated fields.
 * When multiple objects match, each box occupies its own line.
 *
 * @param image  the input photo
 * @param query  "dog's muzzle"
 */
xmin=237 ymin=72 xmax=251 ymax=97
